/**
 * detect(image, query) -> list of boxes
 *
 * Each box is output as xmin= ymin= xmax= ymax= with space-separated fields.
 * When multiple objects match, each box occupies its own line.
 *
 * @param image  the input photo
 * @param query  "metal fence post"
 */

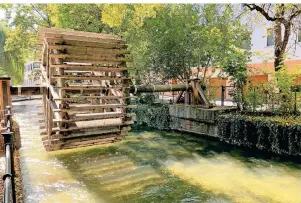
xmin=2 ymin=105 xmax=16 ymax=203
xmin=221 ymin=85 xmax=225 ymax=107
xmin=2 ymin=131 xmax=15 ymax=203
xmin=294 ymin=87 xmax=297 ymax=115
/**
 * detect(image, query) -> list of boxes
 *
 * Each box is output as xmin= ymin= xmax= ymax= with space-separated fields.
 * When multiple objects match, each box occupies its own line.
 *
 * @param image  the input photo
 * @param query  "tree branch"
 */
xmin=289 ymin=8 xmax=301 ymax=21
xmin=243 ymin=3 xmax=281 ymax=22
xmin=30 ymin=4 xmax=52 ymax=27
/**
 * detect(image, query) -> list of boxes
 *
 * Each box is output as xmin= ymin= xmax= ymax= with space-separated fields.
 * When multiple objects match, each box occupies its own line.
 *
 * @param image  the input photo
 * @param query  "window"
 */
xmin=298 ymin=29 xmax=301 ymax=42
xmin=267 ymin=28 xmax=275 ymax=46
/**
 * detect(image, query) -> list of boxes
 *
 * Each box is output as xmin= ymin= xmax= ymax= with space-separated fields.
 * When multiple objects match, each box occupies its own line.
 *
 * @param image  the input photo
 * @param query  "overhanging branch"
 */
xmin=243 ymin=3 xmax=282 ymax=22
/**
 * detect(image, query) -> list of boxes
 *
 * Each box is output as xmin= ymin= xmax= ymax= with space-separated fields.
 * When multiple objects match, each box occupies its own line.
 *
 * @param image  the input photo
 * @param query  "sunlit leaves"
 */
xmin=101 ymin=4 xmax=127 ymax=27
xmin=101 ymin=4 xmax=164 ymax=28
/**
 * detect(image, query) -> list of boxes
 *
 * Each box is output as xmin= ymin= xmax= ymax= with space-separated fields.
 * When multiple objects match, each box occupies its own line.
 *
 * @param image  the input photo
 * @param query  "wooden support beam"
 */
xmin=45 ymin=38 xmax=128 ymax=49
xmin=51 ymin=75 xmax=131 ymax=80
xmin=50 ymin=65 xmax=134 ymax=72
xmin=47 ymin=45 xmax=130 ymax=56
xmin=51 ymin=120 xmax=133 ymax=132
xmin=54 ymin=112 xmax=133 ymax=122
xmin=53 ymin=95 xmax=125 ymax=101
xmin=49 ymin=54 xmax=132 ymax=63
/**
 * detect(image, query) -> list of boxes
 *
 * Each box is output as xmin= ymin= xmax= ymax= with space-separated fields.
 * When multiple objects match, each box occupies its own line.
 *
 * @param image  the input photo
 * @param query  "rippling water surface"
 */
xmin=13 ymin=99 xmax=301 ymax=203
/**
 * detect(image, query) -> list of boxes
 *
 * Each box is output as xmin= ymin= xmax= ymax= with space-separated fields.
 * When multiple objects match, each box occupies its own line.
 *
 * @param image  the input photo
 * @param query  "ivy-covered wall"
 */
xmin=133 ymin=103 xmax=171 ymax=130
xmin=218 ymin=115 xmax=301 ymax=156
xmin=133 ymin=104 xmax=301 ymax=156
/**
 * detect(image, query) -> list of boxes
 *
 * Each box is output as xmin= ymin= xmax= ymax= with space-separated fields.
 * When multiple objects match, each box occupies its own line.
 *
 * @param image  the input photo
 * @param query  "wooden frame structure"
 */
xmin=38 ymin=28 xmax=134 ymax=151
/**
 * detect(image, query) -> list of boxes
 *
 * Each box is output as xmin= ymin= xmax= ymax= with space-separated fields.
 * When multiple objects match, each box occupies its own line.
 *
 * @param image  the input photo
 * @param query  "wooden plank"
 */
xmin=53 ymin=104 xmax=124 ymax=111
xmin=45 ymin=136 xmax=119 ymax=151
xmin=39 ymin=27 xmax=122 ymax=40
xmin=40 ymin=32 xmax=125 ymax=44
xmin=52 ymin=59 xmax=124 ymax=65
xmin=53 ymin=105 xmax=136 ymax=113
xmin=45 ymin=38 xmax=128 ymax=49
xmin=47 ymin=45 xmax=130 ymax=55
xmin=68 ymin=104 xmax=136 ymax=110
xmin=53 ymin=95 xmax=124 ymax=101
xmin=51 ymin=75 xmax=131 ymax=80
xmin=50 ymin=65 xmax=134 ymax=72
xmin=54 ymin=86 xmax=124 ymax=91
xmin=49 ymin=54 xmax=132 ymax=63
xmin=44 ymin=128 xmax=124 ymax=141
xmin=51 ymin=120 xmax=133 ymax=132
xmin=54 ymin=112 xmax=128 ymax=122
xmin=196 ymin=82 xmax=210 ymax=106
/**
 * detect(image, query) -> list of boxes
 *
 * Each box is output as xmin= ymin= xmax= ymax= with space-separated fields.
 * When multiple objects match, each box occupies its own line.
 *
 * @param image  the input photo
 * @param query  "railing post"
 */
xmin=2 ymin=105 xmax=15 ymax=203
xmin=294 ymin=87 xmax=297 ymax=115
xmin=221 ymin=85 xmax=225 ymax=107
xmin=2 ymin=131 xmax=15 ymax=203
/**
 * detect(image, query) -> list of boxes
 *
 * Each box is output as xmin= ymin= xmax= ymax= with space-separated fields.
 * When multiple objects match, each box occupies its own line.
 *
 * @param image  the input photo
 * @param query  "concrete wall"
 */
xmin=168 ymin=105 xmax=229 ymax=137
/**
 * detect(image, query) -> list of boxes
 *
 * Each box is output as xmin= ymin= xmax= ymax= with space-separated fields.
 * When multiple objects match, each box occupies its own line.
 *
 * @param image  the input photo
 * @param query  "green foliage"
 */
xmin=0 ymin=4 xmax=251 ymax=86
xmin=133 ymin=103 xmax=170 ymax=130
xmin=49 ymin=4 xmax=105 ymax=33
xmin=101 ymin=4 xmax=251 ymax=84
xmin=0 ymin=25 xmax=27 ymax=84
xmin=244 ymin=64 xmax=300 ymax=115
xmin=218 ymin=114 xmax=301 ymax=155
xmin=244 ymin=85 xmax=265 ymax=111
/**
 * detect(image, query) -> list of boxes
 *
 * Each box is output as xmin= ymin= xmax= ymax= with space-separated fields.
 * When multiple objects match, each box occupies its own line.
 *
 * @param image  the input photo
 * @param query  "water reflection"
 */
xmin=13 ymin=99 xmax=301 ymax=203
xmin=165 ymin=154 xmax=301 ymax=203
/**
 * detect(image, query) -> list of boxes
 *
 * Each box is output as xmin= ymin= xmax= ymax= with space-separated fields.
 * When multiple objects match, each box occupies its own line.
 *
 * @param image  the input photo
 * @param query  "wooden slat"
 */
xmin=68 ymin=104 xmax=136 ymax=110
xmin=54 ymin=86 xmax=123 ymax=91
xmin=50 ymin=65 xmax=134 ymax=72
xmin=45 ymin=136 xmax=119 ymax=151
xmin=48 ymin=126 xmax=131 ymax=140
xmin=51 ymin=120 xmax=133 ymax=132
xmin=54 ymin=112 xmax=126 ymax=122
xmin=45 ymin=38 xmax=128 ymax=49
xmin=47 ymin=45 xmax=130 ymax=55
xmin=49 ymin=54 xmax=132 ymax=62
xmin=53 ymin=95 xmax=124 ymax=101
xmin=42 ymin=32 xmax=125 ymax=44
xmin=51 ymin=75 xmax=130 ymax=80
xmin=53 ymin=104 xmax=124 ymax=112
xmin=43 ymin=129 xmax=122 ymax=141
xmin=39 ymin=27 xmax=122 ymax=40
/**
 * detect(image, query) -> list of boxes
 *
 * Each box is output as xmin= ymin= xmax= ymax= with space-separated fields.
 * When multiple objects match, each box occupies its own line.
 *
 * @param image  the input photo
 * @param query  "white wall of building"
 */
xmin=249 ymin=21 xmax=301 ymax=64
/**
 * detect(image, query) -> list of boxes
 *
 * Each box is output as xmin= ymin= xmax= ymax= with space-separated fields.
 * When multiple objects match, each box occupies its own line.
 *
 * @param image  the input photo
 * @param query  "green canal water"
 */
xmin=13 ymin=99 xmax=301 ymax=203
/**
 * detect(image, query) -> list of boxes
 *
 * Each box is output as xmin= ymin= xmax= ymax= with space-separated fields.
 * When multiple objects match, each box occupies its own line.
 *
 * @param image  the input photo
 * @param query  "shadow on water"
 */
xmin=51 ymin=127 xmax=301 ymax=203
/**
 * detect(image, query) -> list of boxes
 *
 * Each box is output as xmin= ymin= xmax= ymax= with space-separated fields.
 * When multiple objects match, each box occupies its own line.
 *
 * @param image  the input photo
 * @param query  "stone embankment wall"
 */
xmin=169 ymin=105 xmax=221 ymax=137
xmin=134 ymin=104 xmax=301 ymax=156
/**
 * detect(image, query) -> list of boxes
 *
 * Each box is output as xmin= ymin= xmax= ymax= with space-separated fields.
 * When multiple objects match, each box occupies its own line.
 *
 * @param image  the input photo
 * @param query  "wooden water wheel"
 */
xmin=37 ymin=27 xmax=134 ymax=151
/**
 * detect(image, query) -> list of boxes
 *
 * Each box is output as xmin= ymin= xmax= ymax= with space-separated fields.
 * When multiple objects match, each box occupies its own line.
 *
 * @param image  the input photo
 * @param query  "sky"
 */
xmin=0 ymin=10 xmax=5 ymax=20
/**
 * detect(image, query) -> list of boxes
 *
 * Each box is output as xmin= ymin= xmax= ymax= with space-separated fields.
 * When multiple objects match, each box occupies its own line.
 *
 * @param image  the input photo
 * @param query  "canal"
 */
xmin=13 ymin=99 xmax=301 ymax=203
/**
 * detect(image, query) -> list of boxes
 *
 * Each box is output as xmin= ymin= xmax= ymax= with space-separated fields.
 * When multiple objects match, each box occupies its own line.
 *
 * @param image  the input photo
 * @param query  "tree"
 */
xmin=0 ymin=25 xmax=27 ymax=84
xmin=0 ymin=4 xmax=107 ymax=82
xmin=101 ymin=4 xmax=251 ymax=84
xmin=243 ymin=4 xmax=301 ymax=71
xmin=48 ymin=4 xmax=106 ymax=33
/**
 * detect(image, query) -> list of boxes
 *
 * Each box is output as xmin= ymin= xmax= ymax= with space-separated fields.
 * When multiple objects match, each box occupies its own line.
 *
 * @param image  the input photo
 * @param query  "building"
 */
xmin=23 ymin=61 xmax=43 ymax=86
xmin=195 ymin=16 xmax=301 ymax=102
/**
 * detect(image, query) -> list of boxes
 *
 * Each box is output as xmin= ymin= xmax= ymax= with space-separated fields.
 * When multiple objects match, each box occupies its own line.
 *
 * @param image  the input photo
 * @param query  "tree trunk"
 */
xmin=274 ymin=19 xmax=284 ymax=72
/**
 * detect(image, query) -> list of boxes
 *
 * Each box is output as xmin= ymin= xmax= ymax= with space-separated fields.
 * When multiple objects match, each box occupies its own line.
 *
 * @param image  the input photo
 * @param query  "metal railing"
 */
xmin=1 ymin=106 xmax=15 ymax=203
